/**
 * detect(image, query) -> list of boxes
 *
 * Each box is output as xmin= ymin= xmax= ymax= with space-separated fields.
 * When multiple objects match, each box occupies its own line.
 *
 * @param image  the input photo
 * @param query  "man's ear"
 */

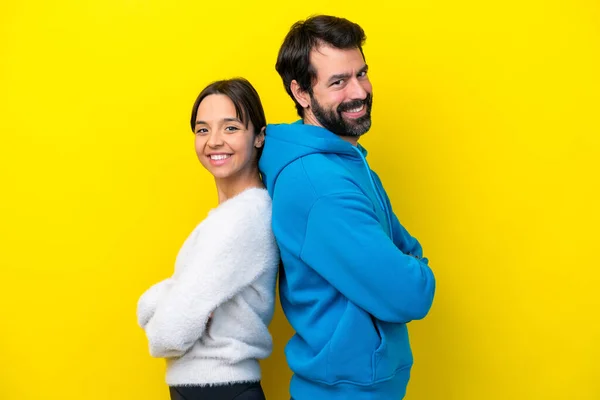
xmin=254 ymin=126 xmax=266 ymax=148
xmin=291 ymin=80 xmax=311 ymax=109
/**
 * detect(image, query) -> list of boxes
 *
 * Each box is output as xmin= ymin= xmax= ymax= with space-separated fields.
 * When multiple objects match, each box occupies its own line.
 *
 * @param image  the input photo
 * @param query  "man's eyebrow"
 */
xmin=327 ymin=64 xmax=369 ymax=84
xmin=328 ymin=72 xmax=351 ymax=84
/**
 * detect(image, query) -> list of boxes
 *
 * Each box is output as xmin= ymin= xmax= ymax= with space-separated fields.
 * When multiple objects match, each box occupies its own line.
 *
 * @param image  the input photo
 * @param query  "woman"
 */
xmin=137 ymin=78 xmax=279 ymax=400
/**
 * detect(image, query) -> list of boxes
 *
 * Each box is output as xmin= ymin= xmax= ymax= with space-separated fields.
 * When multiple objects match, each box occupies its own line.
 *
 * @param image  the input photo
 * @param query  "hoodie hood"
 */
xmin=259 ymin=120 xmax=367 ymax=196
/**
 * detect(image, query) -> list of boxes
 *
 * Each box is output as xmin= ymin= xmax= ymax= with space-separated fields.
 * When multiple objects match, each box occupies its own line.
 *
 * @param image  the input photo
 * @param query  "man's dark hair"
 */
xmin=275 ymin=15 xmax=366 ymax=117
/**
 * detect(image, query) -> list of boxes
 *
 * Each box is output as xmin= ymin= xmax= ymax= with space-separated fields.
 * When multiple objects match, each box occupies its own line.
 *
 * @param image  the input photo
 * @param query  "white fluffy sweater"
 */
xmin=137 ymin=188 xmax=279 ymax=386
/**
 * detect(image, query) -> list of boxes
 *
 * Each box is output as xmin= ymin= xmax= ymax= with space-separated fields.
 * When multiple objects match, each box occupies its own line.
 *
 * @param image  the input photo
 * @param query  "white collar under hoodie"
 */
xmin=137 ymin=188 xmax=279 ymax=386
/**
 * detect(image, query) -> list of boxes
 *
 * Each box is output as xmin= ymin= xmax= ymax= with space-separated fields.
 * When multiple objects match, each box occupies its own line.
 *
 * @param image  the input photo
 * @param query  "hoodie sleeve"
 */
xmin=370 ymin=172 xmax=429 ymax=263
xmin=390 ymin=213 xmax=429 ymax=264
xmin=299 ymin=192 xmax=435 ymax=323
xmin=142 ymin=202 xmax=277 ymax=358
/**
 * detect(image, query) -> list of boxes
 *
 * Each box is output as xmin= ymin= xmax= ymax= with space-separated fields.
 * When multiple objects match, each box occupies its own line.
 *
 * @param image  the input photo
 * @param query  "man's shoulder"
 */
xmin=275 ymin=154 xmax=361 ymax=199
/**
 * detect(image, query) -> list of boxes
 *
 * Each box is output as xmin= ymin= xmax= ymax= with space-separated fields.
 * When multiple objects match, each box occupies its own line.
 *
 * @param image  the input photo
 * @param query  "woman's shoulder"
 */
xmin=222 ymin=187 xmax=271 ymax=212
xmin=189 ymin=188 xmax=273 ymax=251
xmin=232 ymin=187 xmax=271 ymax=204
xmin=209 ymin=188 xmax=272 ymax=226
xmin=231 ymin=187 xmax=271 ymax=205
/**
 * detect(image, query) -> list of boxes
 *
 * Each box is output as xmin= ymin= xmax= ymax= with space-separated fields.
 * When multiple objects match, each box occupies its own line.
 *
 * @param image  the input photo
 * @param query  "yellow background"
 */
xmin=1 ymin=0 xmax=599 ymax=399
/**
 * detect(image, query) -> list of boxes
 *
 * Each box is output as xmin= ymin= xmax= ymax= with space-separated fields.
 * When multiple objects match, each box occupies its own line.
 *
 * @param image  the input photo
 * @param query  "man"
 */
xmin=259 ymin=15 xmax=436 ymax=400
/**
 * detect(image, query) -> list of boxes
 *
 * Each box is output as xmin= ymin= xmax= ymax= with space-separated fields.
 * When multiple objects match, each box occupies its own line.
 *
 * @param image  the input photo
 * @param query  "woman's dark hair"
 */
xmin=275 ymin=15 xmax=366 ymax=117
xmin=190 ymin=78 xmax=266 ymax=137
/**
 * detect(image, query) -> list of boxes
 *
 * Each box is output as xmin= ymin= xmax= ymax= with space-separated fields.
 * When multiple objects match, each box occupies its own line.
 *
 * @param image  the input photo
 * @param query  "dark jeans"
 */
xmin=169 ymin=381 xmax=265 ymax=400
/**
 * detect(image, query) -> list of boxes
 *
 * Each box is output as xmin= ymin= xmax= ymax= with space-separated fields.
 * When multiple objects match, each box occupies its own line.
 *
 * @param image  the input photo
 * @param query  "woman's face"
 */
xmin=193 ymin=94 xmax=264 ymax=180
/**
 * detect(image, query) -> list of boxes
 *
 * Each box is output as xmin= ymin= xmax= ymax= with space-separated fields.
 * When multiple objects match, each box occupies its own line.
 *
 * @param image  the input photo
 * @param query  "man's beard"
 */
xmin=310 ymin=93 xmax=373 ymax=138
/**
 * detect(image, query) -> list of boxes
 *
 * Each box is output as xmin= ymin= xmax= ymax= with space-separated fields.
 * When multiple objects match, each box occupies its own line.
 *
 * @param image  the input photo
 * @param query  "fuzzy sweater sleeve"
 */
xmin=137 ymin=279 xmax=173 ymax=329
xmin=142 ymin=190 xmax=277 ymax=358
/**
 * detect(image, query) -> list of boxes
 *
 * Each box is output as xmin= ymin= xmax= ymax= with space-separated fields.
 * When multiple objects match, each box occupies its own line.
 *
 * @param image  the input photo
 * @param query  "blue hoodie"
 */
xmin=259 ymin=121 xmax=436 ymax=400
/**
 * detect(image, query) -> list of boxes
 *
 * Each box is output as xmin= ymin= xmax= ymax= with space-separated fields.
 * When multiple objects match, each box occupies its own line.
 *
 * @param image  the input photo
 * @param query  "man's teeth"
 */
xmin=210 ymin=154 xmax=231 ymax=160
xmin=347 ymin=104 xmax=364 ymax=113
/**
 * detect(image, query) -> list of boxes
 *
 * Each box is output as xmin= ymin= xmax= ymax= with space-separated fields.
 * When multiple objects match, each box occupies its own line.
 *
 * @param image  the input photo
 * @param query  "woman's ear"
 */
xmin=254 ymin=126 xmax=266 ymax=148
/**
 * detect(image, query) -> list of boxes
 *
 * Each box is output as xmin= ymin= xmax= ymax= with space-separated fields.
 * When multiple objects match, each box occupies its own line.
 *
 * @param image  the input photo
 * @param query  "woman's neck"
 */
xmin=215 ymin=169 xmax=264 ymax=204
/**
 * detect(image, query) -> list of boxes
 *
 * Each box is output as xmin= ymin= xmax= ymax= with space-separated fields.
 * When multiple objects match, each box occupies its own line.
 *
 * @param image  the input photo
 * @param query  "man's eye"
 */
xmin=332 ymin=80 xmax=344 ymax=86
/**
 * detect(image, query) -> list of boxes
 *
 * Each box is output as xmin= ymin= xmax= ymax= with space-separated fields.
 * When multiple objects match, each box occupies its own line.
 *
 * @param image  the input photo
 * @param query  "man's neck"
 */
xmin=302 ymin=117 xmax=359 ymax=146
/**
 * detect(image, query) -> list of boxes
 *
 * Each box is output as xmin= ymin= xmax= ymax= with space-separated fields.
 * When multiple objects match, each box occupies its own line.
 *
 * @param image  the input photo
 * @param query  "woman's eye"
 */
xmin=195 ymin=128 xmax=208 ymax=135
xmin=225 ymin=126 xmax=239 ymax=132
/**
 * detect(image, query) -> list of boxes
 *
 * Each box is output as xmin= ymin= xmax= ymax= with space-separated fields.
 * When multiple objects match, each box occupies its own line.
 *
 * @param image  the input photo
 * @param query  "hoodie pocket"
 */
xmin=326 ymin=301 xmax=380 ymax=384
xmin=373 ymin=321 xmax=413 ymax=381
